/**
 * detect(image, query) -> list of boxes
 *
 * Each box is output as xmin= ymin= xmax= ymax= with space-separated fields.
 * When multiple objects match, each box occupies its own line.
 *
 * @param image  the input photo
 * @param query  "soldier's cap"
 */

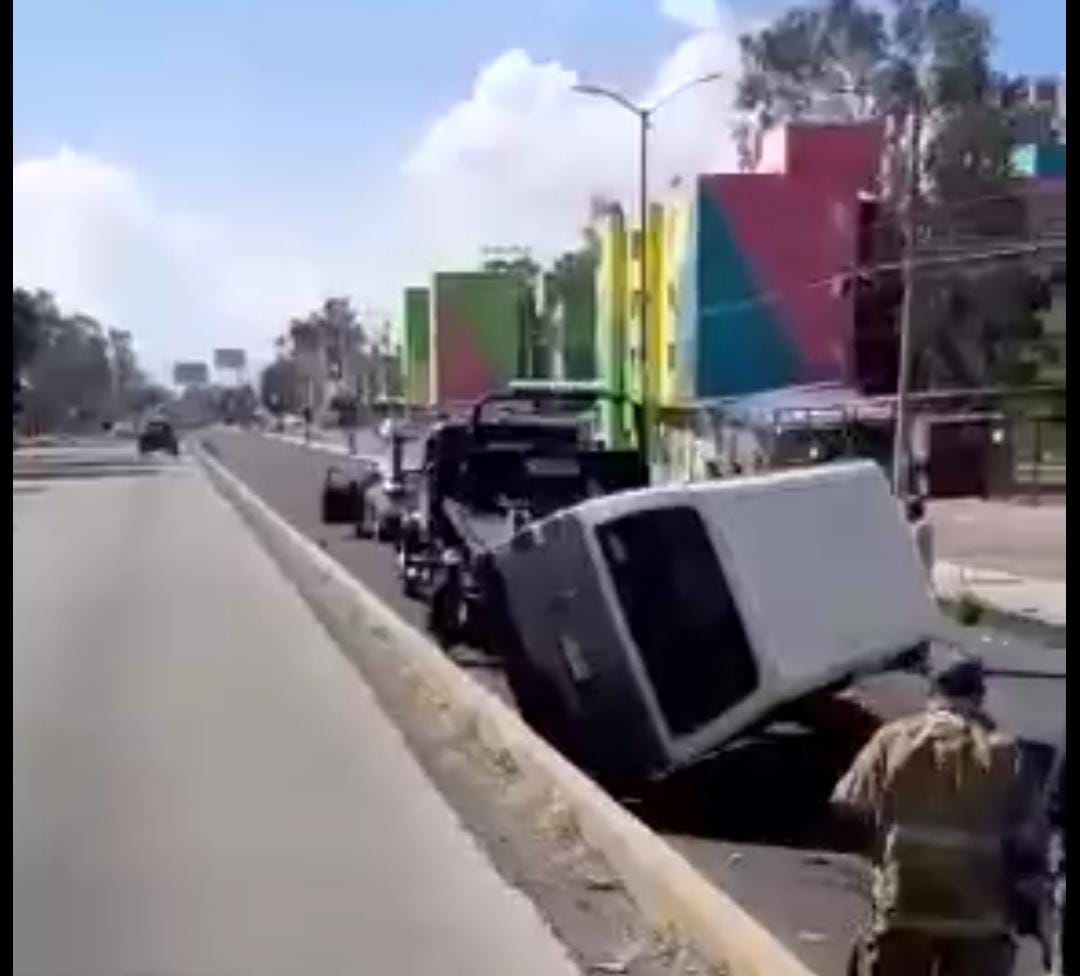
xmin=931 ymin=653 xmax=986 ymax=700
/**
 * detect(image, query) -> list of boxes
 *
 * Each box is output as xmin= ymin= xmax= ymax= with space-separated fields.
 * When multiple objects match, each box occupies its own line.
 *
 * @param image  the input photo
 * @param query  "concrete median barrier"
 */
xmin=198 ymin=445 xmax=819 ymax=976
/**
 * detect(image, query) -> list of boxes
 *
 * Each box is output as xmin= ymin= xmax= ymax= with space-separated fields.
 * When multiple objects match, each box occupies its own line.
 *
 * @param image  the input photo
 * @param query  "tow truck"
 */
xmin=397 ymin=381 xmax=648 ymax=647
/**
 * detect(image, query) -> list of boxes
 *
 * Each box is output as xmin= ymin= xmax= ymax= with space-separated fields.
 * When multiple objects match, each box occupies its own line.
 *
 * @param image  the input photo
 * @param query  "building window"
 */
xmin=1035 ymin=80 xmax=1059 ymax=106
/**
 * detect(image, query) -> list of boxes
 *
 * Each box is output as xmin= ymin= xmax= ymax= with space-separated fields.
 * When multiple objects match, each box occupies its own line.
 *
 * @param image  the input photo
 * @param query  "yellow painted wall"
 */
xmin=594 ymin=205 xmax=632 ymax=447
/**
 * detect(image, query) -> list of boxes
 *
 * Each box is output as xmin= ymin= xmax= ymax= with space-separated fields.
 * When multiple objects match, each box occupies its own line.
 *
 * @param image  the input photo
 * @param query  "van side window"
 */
xmin=597 ymin=506 xmax=759 ymax=737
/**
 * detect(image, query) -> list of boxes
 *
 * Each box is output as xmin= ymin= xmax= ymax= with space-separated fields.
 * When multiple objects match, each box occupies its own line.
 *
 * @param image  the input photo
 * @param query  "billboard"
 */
xmin=214 ymin=348 xmax=247 ymax=371
xmin=173 ymin=361 xmax=210 ymax=386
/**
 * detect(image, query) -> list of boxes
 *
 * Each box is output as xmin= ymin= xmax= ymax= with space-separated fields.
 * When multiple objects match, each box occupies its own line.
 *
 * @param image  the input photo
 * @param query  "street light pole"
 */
xmin=637 ymin=108 xmax=651 ymax=455
xmin=891 ymin=94 xmax=923 ymax=497
xmin=573 ymin=72 xmax=724 ymax=461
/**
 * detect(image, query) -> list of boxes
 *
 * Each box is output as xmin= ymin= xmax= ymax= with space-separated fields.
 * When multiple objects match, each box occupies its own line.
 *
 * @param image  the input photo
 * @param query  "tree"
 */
xmin=13 ymin=288 xmax=50 ymax=380
xmin=13 ymin=287 xmax=163 ymax=430
xmin=285 ymin=297 xmax=369 ymax=408
xmin=546 ymin=240 xmax=599 ymax=380
xmin=735 ymin=0 xmax=888 ymax=164
xmin=482 ymin=254 xmax=541 ymax=282
xmin=127 ymin=382 xmax=172 ymax=415
xmin=16 ymin=303 xmax=110 ymax=429
xmin=735 ymin=0 xmax=1002 ymax=192
xmin=259 ymin=356 xmax=304 ymax=416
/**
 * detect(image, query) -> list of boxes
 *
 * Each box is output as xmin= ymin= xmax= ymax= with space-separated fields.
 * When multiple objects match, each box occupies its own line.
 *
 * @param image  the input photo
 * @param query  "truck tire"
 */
xmin=427 ymin=581 xmax=460 ymax=648
xmin=402 ymin=572 xmax=423 ymax=601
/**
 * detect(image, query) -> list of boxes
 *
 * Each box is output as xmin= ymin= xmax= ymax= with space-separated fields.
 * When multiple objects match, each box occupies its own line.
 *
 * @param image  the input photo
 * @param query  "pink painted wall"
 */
xmin=687 ymin=122 xmax=884 ymax=396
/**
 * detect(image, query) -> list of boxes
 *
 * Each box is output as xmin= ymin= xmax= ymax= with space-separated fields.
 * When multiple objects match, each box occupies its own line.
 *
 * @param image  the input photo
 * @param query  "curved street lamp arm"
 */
xmin=571 ymin=83 xmax=643 ymax=117
xmin=647 ymin=70 xmax=726 ymax=113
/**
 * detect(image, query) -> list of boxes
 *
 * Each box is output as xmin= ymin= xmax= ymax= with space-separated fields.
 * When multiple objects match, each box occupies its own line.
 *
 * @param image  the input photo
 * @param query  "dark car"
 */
xmin=138 ymin=419 xmax=179 ymax=456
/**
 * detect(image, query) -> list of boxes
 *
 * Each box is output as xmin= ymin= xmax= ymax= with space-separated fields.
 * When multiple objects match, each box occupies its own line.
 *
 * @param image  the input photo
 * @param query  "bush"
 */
xmin=952 ymin=592 xmax=985 ymax=626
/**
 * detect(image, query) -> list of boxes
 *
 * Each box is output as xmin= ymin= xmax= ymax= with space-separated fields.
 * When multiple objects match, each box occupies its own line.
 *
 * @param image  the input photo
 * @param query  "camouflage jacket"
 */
xmin=832 ymin=702 xmax=1037 ymax=937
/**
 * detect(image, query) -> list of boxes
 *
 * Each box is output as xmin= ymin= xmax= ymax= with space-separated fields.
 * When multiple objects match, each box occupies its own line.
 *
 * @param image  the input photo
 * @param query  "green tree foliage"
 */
xmin=546 ymin=242 xmax=599 ymax=380
xmin=275 ymin=296 xmax=388 ymax=412
xmin=482 ymin=254 xmax=542 ymax=282
xmin=13 ymin=288 xmax=49 ymax=379
xmin=259 ymin=355 xmax=304 ymax=415
xmin=12 ymin=287 xmax=166 ymax=430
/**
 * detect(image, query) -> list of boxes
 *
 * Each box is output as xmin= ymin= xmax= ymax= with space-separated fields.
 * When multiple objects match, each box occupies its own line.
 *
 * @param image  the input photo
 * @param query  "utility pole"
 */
xmin=637 ymin=110 xmax=651 ymax=457
xmin=891 ymin=94 xmax=923 ymax=497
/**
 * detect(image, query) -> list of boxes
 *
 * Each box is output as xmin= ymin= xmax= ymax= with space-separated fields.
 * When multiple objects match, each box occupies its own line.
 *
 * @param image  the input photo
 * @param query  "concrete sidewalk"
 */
xmin=933 ymin=561 xmax=1067 ymax=629
xmin=929 ymin=498 xmax=1066 ymax=630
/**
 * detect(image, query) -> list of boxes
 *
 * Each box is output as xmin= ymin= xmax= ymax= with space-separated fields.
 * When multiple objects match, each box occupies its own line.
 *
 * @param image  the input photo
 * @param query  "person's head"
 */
xmin=930 ymin=653 xmax=986 ymax=710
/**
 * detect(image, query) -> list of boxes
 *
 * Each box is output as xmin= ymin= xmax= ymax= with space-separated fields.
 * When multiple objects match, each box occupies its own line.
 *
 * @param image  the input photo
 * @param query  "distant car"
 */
xmin=138 ymin=419 xmax=179 ymax=456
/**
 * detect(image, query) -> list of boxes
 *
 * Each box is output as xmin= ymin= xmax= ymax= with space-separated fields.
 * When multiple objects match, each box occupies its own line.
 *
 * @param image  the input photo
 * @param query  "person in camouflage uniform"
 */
xmin=833 ymin=654 xmax=1043 ymax=976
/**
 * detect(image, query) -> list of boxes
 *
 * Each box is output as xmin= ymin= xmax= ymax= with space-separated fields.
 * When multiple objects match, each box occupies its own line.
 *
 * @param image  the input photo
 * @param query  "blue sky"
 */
xmin=12 ymin=0 xmax=1068 ymax=369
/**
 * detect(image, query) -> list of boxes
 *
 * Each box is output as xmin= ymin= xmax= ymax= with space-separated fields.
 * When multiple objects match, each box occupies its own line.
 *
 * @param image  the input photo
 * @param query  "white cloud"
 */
xmin=13 ymin=148 xmax=326 ymax=375
xmin=12 ymin=3 xmax=751 ymax=371
xmin=398 ymin=3 xmax=744 ymax=277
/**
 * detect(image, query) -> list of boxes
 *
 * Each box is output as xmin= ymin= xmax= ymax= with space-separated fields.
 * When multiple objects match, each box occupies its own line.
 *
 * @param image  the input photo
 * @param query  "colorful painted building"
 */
xmin=591 ymin=121 xmax=884 ymax=418
xmin=431 ymin=271 xmax=533 ymax=405
xmin=593 ymin=205 xmax=636 ymax=446
xmin=665 ymin=121 xmax=884 ymax=400
xmin=403 ymin=286 xmax=432 ymax=405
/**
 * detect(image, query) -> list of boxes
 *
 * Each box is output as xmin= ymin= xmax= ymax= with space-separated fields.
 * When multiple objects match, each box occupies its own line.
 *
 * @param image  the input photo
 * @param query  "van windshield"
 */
xmin=597 ymin=506 xmax=759 ymax=738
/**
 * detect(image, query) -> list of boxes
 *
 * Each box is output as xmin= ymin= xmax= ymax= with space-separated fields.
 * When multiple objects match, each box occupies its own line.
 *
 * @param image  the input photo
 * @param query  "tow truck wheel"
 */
xmin=400 ymin=553 xmax=424 ymax=600
xmin=428 ymin=581 xmax=461 ymax=648
xmin=402 ymin=572 xmax=423 ymax=601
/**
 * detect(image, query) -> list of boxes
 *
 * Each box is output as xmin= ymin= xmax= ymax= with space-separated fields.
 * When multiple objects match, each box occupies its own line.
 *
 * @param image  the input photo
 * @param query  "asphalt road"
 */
xmin=12 ymin=446 xmax=580 ymax=976
xmin=198 ymin=426 xmax=1057 ymax=976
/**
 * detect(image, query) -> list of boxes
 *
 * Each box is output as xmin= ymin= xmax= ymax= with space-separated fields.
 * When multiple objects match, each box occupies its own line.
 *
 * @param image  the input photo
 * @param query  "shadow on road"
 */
xmin=623 ymin=723 xmax=862 ymax=849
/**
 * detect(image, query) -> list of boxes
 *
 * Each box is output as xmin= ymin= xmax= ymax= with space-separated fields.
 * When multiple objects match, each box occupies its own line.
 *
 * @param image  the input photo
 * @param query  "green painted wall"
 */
xmin=403 ymin=286 xmax=431 ymax=405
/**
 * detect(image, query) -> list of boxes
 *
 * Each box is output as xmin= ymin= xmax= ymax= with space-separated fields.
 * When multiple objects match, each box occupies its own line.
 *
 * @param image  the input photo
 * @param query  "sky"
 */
xmin=13 ymin=0 xmax=1067 ymax=375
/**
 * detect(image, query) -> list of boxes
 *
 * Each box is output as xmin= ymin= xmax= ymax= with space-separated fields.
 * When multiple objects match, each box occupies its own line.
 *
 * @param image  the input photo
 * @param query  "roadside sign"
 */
xmin=214 ymin=348 xmax=246 ymax=371
xmin=173 ymin=361 xmax=209 ymax=386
